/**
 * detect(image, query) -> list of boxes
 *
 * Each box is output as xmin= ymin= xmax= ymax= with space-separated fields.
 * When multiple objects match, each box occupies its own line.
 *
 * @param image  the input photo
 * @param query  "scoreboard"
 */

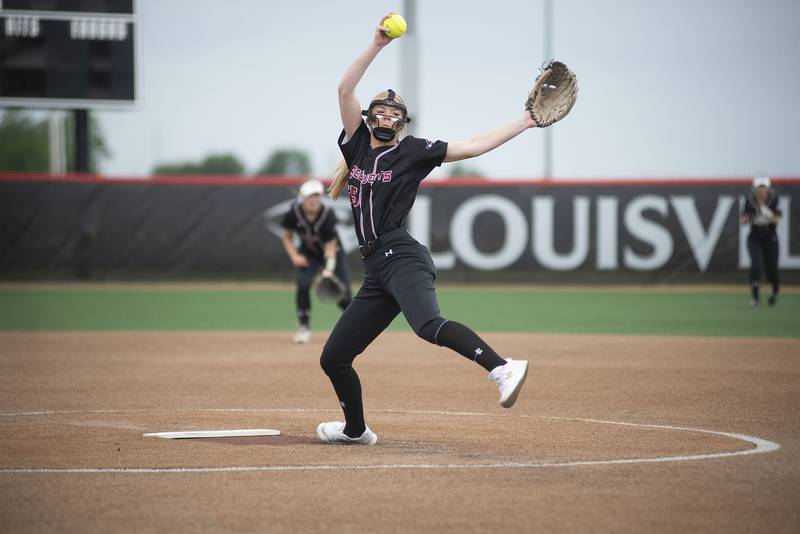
xmin=0 ymin=0 xmax=136 ymax=108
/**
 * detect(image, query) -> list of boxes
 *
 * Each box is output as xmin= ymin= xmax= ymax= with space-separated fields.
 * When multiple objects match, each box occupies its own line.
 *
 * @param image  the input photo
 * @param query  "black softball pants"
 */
xmin=747 ymin=231 xmax=779 ymax=297
xmin=295 ymin=247 xmax=352 ymax=326
xmin=319 ymin=229 xmax=506 ymax=437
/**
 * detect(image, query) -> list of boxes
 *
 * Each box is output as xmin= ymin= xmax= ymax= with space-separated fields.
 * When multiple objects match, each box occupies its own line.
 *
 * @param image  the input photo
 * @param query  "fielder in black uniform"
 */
xmin=316 ymin=14 xmax=537 ymax=445
xmin=741 ymin=175 xmax=782 ymax=307
xmin=281 ymin=179 xmax=352 ymax=343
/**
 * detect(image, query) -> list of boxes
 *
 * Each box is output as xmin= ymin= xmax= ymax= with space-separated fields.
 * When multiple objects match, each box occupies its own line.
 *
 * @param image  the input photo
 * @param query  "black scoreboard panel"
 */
xmin=0 ymin=0 xmax=136 ymax=108
xmin=3 ymin=1 xmax=133 ymax=14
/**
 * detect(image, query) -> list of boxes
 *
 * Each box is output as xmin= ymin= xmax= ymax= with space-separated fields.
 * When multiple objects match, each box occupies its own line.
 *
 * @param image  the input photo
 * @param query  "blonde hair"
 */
xmin=329 ymin=159 xmax=350 ymax=200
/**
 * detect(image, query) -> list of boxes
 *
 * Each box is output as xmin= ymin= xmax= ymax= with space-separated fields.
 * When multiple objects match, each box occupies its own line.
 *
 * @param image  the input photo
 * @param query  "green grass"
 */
xmin=0 ymin=287 xmax=798 ymax=338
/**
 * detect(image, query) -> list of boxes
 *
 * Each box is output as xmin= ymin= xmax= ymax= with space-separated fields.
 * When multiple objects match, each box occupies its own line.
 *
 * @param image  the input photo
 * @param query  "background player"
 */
xmin=281 ymin=179 xmax=352 ymax=343
xmin=315 ymin=13 xmax=539 ymax=445
xmin=741 ymin=175 xmax=782 ymax=307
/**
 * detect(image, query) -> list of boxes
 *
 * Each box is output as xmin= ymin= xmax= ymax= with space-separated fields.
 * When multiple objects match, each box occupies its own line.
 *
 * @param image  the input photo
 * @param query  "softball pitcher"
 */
xmin=315 ymin=14 xmax=553 ymax=445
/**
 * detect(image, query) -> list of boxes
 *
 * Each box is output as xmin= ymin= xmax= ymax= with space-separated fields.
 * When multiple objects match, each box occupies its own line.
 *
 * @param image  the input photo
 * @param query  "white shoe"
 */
xmin=488 ymin=358 xmax=529 ymax=408
xmin=293 ymin=326 xmax=311 ymax=344
xmin=316 ymin=421 xmax=378 ymax=445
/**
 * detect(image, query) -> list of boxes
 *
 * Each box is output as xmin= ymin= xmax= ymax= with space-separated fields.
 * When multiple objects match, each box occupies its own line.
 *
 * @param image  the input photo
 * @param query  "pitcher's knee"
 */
xmin=320 ymin=347 xmax=354 ymax=377
xmin=319 ymin=351 xmax=337 ymax=377
xmin=415 ymin=317 xmax=447 ymax=344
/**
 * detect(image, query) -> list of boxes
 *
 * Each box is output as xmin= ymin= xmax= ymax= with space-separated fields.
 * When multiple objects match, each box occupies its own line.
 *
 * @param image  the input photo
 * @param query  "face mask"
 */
xmin=362 ymin=89 xmax=412 ymax=142
xmin=370 ymin=124 xmax=398 ymax=142
xmin=366 ymin=112 xmax=406 ymax=142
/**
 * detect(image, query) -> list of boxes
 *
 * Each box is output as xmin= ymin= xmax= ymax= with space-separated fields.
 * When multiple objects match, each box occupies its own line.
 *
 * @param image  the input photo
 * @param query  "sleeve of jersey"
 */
xmin=280 ymin=208 xmax=296 ymax=230
xmin=769 ymin=197 xmax=782 ymax=216
xmin=406 ymin=137 xmax=448 ymax=181
xmin=337 ymin=121 xmax=370 ymax=167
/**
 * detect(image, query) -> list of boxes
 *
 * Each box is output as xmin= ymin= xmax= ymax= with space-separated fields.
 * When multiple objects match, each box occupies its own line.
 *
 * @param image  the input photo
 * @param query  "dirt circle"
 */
xmin=0 ymin=407 xmax=774 ymax=473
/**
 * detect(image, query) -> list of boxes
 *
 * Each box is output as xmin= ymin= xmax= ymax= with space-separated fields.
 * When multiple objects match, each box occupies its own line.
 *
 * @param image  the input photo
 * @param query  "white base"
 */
xmin=143 ymin=429 xmax=281 ymax=439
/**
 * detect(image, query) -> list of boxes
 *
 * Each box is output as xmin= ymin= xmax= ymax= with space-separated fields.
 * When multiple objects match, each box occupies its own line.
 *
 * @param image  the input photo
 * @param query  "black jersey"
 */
xmin=742 ymin=190 xmax=781 ymax=238
xmin=338 ymin=121 xmax=448 ymax=245
xmin=281 ymin=201 xmax=339 ymax=259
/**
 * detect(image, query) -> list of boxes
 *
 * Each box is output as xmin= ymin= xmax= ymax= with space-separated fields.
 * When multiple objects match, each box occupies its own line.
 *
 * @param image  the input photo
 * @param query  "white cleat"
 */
xmin=488 ymin=358 xmax=529 ymax=408
xmin=293 ymin=326 xmax=311 ymax=344
xmin=316 ymin=421 xmax=378 ymax=445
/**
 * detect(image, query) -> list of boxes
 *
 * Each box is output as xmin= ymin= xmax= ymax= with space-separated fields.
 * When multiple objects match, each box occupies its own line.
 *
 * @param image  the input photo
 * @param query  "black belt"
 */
xmin=359 ymin=228 xmax=408 ymax=259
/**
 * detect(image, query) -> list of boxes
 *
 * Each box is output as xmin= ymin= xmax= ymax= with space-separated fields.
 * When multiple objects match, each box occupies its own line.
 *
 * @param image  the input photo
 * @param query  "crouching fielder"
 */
xmin=315 ymin=14 xmax=563 ymax=445
xmin=281 ymin=179 xmax=352 ymax=343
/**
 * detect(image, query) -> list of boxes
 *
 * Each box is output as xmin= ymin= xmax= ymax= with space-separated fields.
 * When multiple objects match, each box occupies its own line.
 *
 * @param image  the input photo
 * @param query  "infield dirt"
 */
xmin=1 ymin=331 xmax=799 ymax=533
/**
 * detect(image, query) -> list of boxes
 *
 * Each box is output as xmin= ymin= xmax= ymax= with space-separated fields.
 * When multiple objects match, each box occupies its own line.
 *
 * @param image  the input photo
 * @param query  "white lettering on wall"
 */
xmin=596 ymin=196 xmax=619 ymax=270
xmin=671 ymin=195 xmax=734 ymax=272
xmin=623 ymin=195 xmax=673 ymax=270
xmin=4 ymin=16 xmax=40 ymax=38
xmin=738 ymin=196 xmax=750 ymax=269
xmin=450 ymin=195 xmax=527 ymax=270
xmin=265 ymin=190 xmax=797 ymax=273
xmin=531 ymin=196 xmax=590 ymax=270
xmin=70 ymin=18 xmax=128 ymax=41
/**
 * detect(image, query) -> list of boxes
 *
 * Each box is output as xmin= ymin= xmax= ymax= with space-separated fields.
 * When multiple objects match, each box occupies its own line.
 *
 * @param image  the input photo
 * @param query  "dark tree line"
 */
xmin=0 ymin=110 xmax=313 ymax=176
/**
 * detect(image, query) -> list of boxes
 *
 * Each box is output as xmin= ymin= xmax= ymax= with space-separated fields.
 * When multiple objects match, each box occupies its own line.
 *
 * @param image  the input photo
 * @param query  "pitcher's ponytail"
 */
xmin=328 ymin=159 xmax=349 ymax=200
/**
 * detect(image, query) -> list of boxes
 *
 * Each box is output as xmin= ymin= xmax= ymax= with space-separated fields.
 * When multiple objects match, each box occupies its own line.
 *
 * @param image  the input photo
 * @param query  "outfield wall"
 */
xmin=1 ymin=173 xmax=799 ymax=282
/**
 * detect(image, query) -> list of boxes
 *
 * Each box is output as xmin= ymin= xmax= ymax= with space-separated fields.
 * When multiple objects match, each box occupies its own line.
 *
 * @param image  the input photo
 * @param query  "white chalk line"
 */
xmin=0 ymin=408 xmax=504 ymax=418
xmin=0 ymin=408 xmax=781 ymax=474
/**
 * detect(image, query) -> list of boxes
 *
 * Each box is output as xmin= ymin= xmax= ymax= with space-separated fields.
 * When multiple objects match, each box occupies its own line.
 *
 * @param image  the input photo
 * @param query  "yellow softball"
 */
xmin=383 ymin=14 xmax=407 ymax=39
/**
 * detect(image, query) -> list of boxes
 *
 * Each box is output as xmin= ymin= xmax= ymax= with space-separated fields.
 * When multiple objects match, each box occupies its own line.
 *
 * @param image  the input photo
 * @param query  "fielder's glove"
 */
xmin=526 ymin=60 xmax=578 ymax=127
xmin=313 ymin=273 xmax=347 ymax=303
xmin=753 ymin=205 xmax=775 ymax=226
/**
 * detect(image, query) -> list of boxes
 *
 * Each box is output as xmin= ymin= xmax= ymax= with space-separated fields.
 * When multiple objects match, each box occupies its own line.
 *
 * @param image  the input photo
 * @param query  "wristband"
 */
xmin=325 ymin=257 xmax=336 ymax=272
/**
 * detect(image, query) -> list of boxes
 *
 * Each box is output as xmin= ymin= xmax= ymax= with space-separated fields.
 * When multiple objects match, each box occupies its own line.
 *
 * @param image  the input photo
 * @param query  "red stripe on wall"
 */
xmin=1 ymin=172 xmax=799 ymax=188
xmin=420 ymin=177 xmax=800 ymax=187
xmin=0 ymin=172 xmax=308 ymax=186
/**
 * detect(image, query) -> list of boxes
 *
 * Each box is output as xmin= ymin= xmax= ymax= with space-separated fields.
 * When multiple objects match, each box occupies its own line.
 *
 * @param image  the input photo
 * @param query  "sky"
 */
xmin=86 ymin=0 xmax=800 ymax=179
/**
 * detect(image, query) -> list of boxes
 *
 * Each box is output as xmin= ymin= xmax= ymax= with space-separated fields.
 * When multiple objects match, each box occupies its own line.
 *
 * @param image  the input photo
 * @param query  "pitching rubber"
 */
xmin=143 ymin=429 xmax=281 ymax=439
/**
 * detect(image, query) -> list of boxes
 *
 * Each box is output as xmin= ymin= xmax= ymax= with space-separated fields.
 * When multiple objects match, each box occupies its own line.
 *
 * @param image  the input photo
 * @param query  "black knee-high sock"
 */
xmin=751 ymin=280 xmax=760 ymax=302
xmin=297 ymin=288 xmax=310 ymax=327
xmin=435 ymin=320 xmax=507 ymax=372
xmin=770 ymin=279 xmax=779 ymax=297
xmin=320 ymin=362 xmax=366 ymax=438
